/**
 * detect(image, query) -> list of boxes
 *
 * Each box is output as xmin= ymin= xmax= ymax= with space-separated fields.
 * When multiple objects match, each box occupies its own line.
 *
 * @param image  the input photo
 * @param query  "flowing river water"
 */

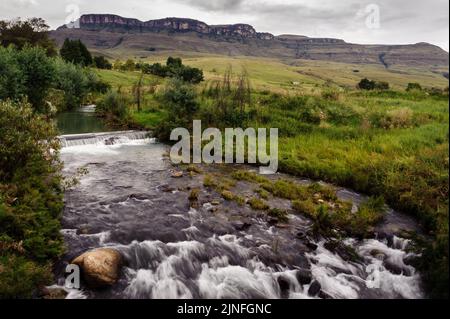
xmin=52 ymin=109 xmax=425 ymax=299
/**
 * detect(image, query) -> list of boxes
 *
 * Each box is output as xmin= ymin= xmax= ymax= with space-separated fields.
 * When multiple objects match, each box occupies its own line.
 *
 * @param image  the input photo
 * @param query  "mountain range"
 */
xmin=51 ymin=14 xmax=449 ymax=73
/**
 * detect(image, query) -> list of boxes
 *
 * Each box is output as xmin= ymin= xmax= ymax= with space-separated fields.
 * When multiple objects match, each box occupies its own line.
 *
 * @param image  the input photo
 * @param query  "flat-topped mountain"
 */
xmin=52 ymin=14 xmax=449 ymax=71
xmin=60 ymin=14 xmax=275 ymax=40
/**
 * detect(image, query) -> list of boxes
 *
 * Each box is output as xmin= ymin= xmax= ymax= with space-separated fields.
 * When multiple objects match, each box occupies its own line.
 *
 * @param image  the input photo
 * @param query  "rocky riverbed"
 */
xmin=50 ymin=133 xmax=424 ymax=299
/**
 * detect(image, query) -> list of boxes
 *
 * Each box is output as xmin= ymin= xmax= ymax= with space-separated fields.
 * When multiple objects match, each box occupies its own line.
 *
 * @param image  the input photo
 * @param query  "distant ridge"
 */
xmin=59 ymin=14 xmax=276 ymax=40
xmin=52 ymin=14 xmax=449 ymax=71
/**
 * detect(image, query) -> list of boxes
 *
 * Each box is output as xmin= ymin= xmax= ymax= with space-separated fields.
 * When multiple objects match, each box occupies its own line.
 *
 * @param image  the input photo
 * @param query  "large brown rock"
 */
xmin=72 ymin=248 xmax=123 ymax=288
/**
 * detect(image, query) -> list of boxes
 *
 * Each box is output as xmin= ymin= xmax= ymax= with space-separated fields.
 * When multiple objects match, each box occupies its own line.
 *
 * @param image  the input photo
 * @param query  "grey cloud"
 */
xmin=0 ymin=0 xmax=447 ymax=50
xmin=181 ymin=0 xmax=245 ymax=11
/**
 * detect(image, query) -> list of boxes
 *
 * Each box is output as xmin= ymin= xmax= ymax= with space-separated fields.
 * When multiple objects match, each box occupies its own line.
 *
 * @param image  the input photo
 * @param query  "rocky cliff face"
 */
xmin=53 ymin=14 xmax=448 ymax=70
xmin=73 ymin=14 xmax=275 ymax=40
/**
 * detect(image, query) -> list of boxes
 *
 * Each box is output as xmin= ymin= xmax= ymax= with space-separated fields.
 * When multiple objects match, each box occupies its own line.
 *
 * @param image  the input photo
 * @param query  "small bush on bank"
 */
xmin=97 ymin=89 xmax=131 ymax=120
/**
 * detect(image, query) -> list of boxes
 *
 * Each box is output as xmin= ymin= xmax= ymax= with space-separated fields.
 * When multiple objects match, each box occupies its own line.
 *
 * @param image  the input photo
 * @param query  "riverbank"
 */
xmin=0 ymin=101 xmax=64 ymax=298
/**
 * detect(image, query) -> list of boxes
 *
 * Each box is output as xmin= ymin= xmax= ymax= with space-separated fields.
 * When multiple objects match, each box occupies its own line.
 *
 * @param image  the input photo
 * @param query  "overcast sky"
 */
xmin=1 ymin=0 xmax=448 ymax=51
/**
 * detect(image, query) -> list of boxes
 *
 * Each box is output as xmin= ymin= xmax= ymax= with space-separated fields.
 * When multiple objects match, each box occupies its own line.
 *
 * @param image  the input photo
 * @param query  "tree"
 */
xmin=60 ymin=39 xmax=92 ymax=66
xmin=141 ymin=57 xmax=204 ymax=84
xmin=121 ymin=59 xmax=136 ymax=71
xmin=52 ymin=58 xmax=88 ymax=110
xmin=156 ymin=78 xmax=199 ymax=141
xmin=358 ymin=78 xmax=376 ymax=90
xmin=180 ymin=66 xmax=204 ymax=84
xmin=0 ymin=46 xmax=25 ymax=101
xmin=93 ymin=56 xmax=112 ymax=69
xmin=167 ymin=56 xmax=183 ymax=68
xmin=132 ymin=73 xmax=144 ymax=112
xmin=16 ymin=46 xmax=56 ymax=113
xmin=0 ymin=18 xmax=56 ymax=56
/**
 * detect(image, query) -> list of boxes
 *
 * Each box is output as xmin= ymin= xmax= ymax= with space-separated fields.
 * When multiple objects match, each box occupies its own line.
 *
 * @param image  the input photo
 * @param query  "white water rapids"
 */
xmin=54 ymin=131 xmax=424 ymax=299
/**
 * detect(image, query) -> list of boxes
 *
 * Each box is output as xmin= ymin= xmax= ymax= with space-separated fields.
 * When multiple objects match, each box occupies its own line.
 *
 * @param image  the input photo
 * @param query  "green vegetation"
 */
xmin=2 ymin=16 xmax=448 ymax=297
xmin=93 ymin=56 xmax=112 ymax=70
xmin=248 ymin=197 xmax=270 ymax=210
xmin=0 ymin=101 xmax=63 ymax=298
xmin=0 ymin=28 xmax=111 ymax=298
xmin=358 ymin=78 xmax=390 ymax=90
xmin=60 ymin=38 xmax=93 ymax=66
xmin=0 ymin=45 xmax=109 ymax=113
xmin=140 ymin=57 xmax=204 ymax=84
xmin=0 ymin=18 xmax=56 ymax=56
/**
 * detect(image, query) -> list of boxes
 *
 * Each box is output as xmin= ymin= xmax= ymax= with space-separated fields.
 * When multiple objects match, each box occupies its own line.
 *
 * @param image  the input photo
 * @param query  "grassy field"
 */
xmin=109 ymin=54 xmax=449 ymax=93
xmin=95 ymin=52 xmax=449 ymax=95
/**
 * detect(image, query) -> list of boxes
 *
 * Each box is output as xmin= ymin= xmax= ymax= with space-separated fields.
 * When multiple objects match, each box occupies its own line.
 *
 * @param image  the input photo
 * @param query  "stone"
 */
xmin=308 ymin=280 xmax=322 ymax=297
xmin=231 ymin=221 xmax=251 ymax=231
xmin=72 ymin=248 xmax=123 ymax=288
xmin=171 ymin=171 xmax=184 ymax=178
xmin=296 ymin=268 xmax=312 ymax=285
xmin=319 ymin=290 xmax=333 ymax=299
xmin=277 ymin=276 xmax=290 ymax=298
xmin=306 ymin=242 xmax=318 ymax=251
xmin=42 ymin=287 xmax=68 ymax=300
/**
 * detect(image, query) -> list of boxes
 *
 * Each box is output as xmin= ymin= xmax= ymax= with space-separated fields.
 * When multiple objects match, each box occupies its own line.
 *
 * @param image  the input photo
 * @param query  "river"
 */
xmin=51 ymin=107 xmax=425 ymax=299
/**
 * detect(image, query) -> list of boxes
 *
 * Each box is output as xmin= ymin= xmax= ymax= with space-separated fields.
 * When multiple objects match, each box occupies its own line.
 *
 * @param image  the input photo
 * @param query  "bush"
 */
xmin=0 ymin=100 xmax=63 ymax=298
xmin=142 ymin=57 xmax=204 ymax=84
xmin=156 ymin=78 xmax=199 ymax=140
xmin=407 ymin=82 xmax=422 ymax=91
xmin=358 ymin=78 xmax=376 ymax=90
xmin=93 ymin=56 xmax=112 ymax=70
xmin=378 ymin=108 xmax=414 ymax=129
xmin=97 ymin=90 xmax=131 ymax=119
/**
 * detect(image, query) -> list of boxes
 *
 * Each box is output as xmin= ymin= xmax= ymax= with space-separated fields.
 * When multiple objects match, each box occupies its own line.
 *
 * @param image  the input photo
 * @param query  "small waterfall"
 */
xmin=58 ymin=131 xmax=151 ymax=148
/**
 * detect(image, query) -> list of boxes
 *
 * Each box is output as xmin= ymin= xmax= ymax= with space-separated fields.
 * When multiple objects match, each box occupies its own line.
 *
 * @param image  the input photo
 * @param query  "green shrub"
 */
xmin=0 ymin=100 xmax=63 ymax=298
xmin=97 ymin=89 xmax=131 ymax=119
xmin=93 ymin=56 xmax=112 ymax=70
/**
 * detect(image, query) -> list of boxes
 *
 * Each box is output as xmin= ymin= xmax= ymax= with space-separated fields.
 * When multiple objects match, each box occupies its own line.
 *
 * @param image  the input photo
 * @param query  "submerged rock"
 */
xmin=72 ymin=248 xmax=123 ymax=288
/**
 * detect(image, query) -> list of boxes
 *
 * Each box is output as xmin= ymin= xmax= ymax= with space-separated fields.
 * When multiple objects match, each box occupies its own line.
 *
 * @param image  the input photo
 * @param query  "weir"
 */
xmin=58 ymin=131 xmax=151 ymax=148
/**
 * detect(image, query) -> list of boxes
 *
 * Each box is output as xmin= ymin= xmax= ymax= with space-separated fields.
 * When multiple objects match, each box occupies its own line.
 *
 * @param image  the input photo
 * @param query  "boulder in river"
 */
xmin=72 ymin=248 xmax=123 ymax=288
xmin=308 ymin=280 xmax=322 ymax=297
xmin=296 ymin=268 xmax=312 ymax=285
